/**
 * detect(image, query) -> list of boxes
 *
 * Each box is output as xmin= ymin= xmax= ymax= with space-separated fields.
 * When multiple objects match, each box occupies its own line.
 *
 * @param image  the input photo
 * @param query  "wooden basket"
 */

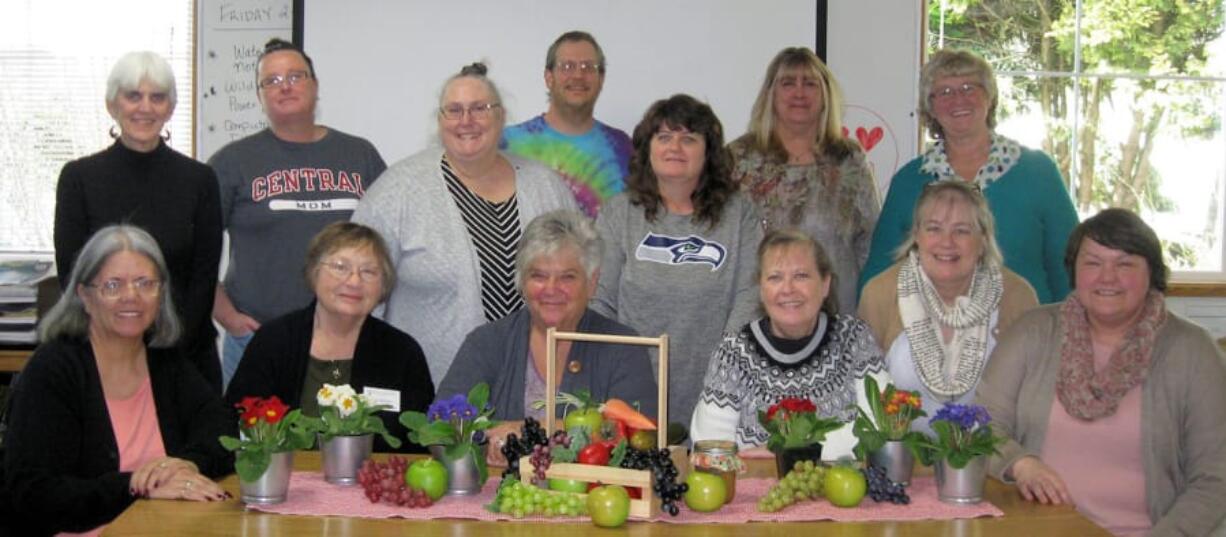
xmin=516 ymin=327 xmax=683 ymax=519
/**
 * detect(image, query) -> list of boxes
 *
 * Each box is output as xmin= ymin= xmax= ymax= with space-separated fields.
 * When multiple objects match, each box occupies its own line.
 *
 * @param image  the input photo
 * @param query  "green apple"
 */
xmin=405 ymin=458 xmax=448 ymax=501
xmin=548 ymin=478 xmax=589 ymax=493
xmin=587 ymin=484 xmax=631 ymax=528
xmin=564 ymin=408 xmax=604 ymax=440
xmin=683 ymin=471 xmax=727 ymax=512
xmin=823 ymin=465 xmax=867 ymax=508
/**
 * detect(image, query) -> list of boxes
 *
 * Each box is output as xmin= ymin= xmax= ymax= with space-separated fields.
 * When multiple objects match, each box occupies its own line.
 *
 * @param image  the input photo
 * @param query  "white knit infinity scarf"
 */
xmin=898 ymin=251 xmax=1002 ymax=399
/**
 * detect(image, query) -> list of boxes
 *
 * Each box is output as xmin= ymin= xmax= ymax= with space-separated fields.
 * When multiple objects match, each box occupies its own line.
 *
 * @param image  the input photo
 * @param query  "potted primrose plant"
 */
xmin=219 ymin=396 xmax=315 ymax=504
xmin=852 ymin=376 xmax=927 ymax=485
xmin=304 ymin=383 xmax=401 ymax=485
xmin=757 ymin=397 xmax=842 ymax=478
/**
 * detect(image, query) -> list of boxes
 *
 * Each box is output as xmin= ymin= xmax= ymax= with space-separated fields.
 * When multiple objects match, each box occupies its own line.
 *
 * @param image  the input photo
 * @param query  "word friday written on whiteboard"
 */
xmin=198 ymin=0 xmax=291 ymax=160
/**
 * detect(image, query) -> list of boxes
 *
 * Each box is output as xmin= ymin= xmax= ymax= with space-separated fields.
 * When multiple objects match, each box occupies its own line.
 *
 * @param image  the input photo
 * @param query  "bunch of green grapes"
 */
xmin=490 ymin=478 xmax=590 ymax=519
xmin=756 ymin=460 xmax=826 ymax=513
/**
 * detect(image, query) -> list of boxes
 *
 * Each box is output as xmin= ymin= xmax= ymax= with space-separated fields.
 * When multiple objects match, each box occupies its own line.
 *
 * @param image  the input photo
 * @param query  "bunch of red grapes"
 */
xmin=357 ymin=456 xmax=434 ymax=508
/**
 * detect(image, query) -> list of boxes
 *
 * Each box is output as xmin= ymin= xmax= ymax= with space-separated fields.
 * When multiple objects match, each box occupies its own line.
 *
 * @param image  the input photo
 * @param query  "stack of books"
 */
xmin=0 ymin=256 xmax=54 ymax=345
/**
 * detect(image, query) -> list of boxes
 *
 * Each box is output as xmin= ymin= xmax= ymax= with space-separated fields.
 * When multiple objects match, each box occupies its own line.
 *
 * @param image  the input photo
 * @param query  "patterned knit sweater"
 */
xmin=690 ymin=314 xmax=888 ymax=460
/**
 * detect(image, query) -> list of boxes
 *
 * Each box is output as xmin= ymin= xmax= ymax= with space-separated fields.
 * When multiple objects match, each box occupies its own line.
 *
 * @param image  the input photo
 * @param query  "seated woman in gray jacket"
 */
xmin=977 ymin=209 xmax=1226 ymax=537
xmin=436 ymin=210 xmax=657 ymax=463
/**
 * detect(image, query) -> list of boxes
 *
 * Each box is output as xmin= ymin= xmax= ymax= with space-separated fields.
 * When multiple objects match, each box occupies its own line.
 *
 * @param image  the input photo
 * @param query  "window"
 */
xmin=0 ymin=0 xmax=194 ymax=252
xmin=929 ymin=0 xmax=1226 ymax=277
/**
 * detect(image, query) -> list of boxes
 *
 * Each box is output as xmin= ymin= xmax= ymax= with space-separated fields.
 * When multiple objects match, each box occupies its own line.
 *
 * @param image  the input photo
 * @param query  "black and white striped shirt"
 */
xmin=441 ymin=157 xmax=524 ymax=321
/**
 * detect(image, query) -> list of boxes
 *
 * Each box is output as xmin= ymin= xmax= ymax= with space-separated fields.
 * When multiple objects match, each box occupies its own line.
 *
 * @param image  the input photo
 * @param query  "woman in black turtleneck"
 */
xmin=54 ymin=51 xmax=224 ymax=390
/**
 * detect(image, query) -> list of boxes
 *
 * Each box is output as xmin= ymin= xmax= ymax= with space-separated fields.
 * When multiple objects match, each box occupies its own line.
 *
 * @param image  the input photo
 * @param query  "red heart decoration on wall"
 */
xmin=856 ymin=126 xmax=884 ymax=152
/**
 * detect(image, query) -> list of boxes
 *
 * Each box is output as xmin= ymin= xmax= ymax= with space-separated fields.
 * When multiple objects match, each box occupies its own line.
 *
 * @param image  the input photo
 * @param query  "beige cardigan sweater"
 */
xmin=977 ymin=304 xmax=1226 ymax=536
xmin=857 ymin=260 xmax=1038 ymax=352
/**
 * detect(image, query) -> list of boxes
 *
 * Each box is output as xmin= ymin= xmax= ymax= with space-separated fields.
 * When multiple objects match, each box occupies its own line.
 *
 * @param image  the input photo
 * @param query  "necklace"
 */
xmin=329 ymin=361 xmax=342 ymax=380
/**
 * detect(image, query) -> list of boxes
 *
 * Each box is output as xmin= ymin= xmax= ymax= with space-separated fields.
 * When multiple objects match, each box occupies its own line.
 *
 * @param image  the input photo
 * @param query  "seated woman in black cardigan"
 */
xmin=225 ymin=222 xmax=435 ymax=452
xmin=2 ymin=225 xmax=233 ymax=536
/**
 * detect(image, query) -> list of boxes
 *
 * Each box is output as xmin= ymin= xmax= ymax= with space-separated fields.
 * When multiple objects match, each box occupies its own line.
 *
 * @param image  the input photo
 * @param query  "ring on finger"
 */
xmin=186 ymin=480 xmax=194 ymax=489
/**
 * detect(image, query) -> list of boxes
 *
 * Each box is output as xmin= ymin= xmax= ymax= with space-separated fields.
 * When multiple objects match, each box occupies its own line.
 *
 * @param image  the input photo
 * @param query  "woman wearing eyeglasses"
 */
xmin=3 ymin=226 xmax=233 ymax=536
xmin=224 ymin=222 xmax=434 ymax=453
xmin=352 ymin=63 xmax=576 ymax=387
xmin=860 ymin=49 xmax=1078 ymax=305
xmin=54 ymin=51 xmax=224 ymax=390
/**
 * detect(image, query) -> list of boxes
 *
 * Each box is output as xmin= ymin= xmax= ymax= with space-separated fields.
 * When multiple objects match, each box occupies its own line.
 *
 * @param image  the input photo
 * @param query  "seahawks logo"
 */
xmin=635 ymin=233 xmax=727 ymax=271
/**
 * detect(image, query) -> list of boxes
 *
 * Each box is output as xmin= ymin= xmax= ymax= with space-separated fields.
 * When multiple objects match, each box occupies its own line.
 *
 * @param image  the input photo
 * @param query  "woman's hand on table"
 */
xmin=129 ymin=456 xmax=199 ymax=497
xmin=144 ymin=469 xmax=228 ymax=502
xmin=1010 ymin=455 xmax=1072 ymax=505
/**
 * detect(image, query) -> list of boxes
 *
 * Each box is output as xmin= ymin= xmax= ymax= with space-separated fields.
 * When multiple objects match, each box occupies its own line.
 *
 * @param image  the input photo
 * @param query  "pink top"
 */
xmin=1042 ymin=352 xmax=1150 ymax=537
xmin=59 ymin=376 xmax=167 ymax=537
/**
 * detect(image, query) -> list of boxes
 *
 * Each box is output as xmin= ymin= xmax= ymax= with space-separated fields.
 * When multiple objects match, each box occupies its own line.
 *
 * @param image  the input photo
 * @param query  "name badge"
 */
xmin=363 ymin=386 xmax=401 ymax=412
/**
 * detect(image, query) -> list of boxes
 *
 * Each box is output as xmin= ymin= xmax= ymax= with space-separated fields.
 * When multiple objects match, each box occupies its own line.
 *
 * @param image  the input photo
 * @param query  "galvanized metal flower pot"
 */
xmin=240 ymin=451 xmax=294 ymax=504
xmin=934 ymin=455 xmax=988 ymax=504
xmin=869 ymin=440 xmax=915 ymax=485
xmin=429 ymin=444 xmax=487 ymax=495
xmin=320 ymin=433 xmax=373 ymax=485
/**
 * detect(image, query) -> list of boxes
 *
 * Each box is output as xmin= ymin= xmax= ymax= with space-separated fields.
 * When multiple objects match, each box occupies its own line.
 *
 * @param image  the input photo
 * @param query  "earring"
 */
xmin=161 ymin=129 xmax=171 ymax=142
xmin=109 ymin=125 xmax=120 ymax=139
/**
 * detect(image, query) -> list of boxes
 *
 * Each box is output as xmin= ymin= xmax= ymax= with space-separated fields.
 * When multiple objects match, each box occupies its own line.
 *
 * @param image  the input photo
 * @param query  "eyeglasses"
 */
xmin=554 ymin=60 xmax=603 ymax=75
xmin=259 ymin=70 xmax=311 ymax=90
xmin=87 ymin=278 xmax=162 ymax=299
xmin=930 ymin=82 xmax=983 ymax=101
xmin=319 ymin=260 xmax=382 ymax=283
xmin=439 ymin=102 xmax=502 ymax=121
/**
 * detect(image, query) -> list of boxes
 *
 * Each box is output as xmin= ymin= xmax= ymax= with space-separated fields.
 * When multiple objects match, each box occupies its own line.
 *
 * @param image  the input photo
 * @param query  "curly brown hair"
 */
xmin=626 ymin=94 xmax=735 ymax=229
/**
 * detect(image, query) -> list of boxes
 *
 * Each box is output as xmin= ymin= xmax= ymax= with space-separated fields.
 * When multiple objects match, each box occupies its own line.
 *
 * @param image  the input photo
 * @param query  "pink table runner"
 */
xmin=250 ymin=472 xmax=1004 ymax=524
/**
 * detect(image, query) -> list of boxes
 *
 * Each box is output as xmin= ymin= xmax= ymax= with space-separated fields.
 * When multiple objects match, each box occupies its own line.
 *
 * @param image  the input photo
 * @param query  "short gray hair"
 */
xmin=106 ymin=51 xmax=177 ymax=108
xmin=39 ymin=225 xmax=181 ymax=347
xmin=515 ymin=210 xmax=603 ymax=291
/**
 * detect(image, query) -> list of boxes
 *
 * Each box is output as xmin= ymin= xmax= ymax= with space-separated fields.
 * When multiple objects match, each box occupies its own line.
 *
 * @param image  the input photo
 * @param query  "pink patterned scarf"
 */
xmin=1056 ymin=291 xmax=1167 ymax=421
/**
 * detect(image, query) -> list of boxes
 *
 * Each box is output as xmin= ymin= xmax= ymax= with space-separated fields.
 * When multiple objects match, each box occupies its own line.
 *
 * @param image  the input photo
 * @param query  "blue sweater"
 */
xmin=859 ymin=148 xmax=1079 ymax=304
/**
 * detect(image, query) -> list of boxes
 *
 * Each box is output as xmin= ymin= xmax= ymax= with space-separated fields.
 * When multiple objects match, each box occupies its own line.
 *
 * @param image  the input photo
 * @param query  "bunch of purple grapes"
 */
xmin=357 ymin=456 xmax=434 ymax=508
xmin=620 ymin=447 xmax=687 ymax=516
xmin=863 ymin=465 xmax=910 ymax=505
xmin=500 ymin=417 xmax=550 ymax=479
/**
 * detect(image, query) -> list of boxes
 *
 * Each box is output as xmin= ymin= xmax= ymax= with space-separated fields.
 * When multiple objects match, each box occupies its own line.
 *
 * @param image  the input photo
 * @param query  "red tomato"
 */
xmin=577 ymin=442 xmax=611 ymax=466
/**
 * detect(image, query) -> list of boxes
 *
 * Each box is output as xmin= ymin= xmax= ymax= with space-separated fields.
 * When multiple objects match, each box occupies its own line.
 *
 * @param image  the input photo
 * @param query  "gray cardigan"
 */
xmin=436 ymin=308 xmax=659 ymax=420
xmin=977 ymin=304 xmax=1226 ymax=537
xmin=352 ymin=146 xmax=577 ymax=385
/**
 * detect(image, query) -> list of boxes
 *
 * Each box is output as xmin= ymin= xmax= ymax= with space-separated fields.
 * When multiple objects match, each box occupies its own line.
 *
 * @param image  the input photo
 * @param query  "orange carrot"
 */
xmin=601 ymin=398 xmax=656 ymax=430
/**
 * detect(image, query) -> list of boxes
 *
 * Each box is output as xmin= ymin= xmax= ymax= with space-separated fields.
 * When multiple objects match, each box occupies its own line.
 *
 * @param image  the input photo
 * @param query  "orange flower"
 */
xmin=885 ymin=403 xmax=900 ymax=415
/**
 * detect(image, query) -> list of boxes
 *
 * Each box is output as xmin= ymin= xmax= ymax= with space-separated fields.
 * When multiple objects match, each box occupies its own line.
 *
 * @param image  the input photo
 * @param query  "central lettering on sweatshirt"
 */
xmin=250 ymin=168 xmax=367 ymax=202
xmin=635 ymin=232 xmax=727 ymax=271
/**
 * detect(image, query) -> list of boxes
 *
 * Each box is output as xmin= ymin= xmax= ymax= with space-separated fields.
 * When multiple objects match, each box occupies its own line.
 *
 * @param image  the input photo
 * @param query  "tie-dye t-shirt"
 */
xmin=502 ymin=114 xmax=631 ymax=217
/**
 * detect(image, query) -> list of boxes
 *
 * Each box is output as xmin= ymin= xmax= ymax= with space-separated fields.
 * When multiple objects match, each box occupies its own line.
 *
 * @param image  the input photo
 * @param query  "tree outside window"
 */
xmin=929 ymin=0 xmax=1226 ymax=274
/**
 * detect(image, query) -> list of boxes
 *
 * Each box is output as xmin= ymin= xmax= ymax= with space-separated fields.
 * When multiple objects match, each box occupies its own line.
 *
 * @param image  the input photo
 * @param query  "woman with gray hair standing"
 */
xmin=3 ymin=225 xmax=232 ymax=536
xmin=54 ymin=51 xmax=223 ymax=390
xmin=858 ymin=181 xmax=1037 ymax=435
xmin=352 ymin=62 xmax=575 ymax=386
xmin=436 ymin=209 xmax=657 ymax=462
xmin=860 ymin=48 xmax=1078 ymax=305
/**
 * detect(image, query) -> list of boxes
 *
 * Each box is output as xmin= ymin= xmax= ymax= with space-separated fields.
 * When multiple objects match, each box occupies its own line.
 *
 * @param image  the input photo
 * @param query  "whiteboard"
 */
xmin=302 ymin=0 xmax=821 ymax=164
xmin=195 ymin=0 xmax=294 ymax=162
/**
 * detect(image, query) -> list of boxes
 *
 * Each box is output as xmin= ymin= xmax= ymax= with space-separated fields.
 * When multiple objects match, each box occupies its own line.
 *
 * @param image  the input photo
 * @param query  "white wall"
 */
xmin=303 ymin=0 xmax=820 ymax=164
xmin=827 ymin=0 xmax=923 ymax=196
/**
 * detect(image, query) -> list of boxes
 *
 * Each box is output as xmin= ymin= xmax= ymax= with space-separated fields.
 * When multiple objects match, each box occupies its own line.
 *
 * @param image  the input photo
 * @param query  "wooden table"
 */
xmin=0 ymin=348 xmax=32 ymax=372
xmin=104 ymin=452 xmax=1111 ymax=536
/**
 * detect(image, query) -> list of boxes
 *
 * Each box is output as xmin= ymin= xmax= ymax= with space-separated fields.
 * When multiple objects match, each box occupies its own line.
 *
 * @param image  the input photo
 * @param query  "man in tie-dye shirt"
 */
xmin=502 ymin=31 xmax=631 ymax=218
